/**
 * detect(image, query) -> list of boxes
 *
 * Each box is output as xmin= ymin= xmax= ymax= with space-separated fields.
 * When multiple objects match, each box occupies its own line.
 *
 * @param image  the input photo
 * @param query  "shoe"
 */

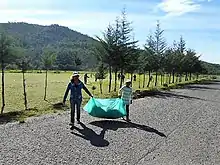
xmin=70 ymin=126 xmax=76 ymax=130
xmin=69 ymin=122 xmax=74 ymax=126
xmin=126 ymin=118 xmax=131 ymax=122
xmin=77 ymin=120 xmax=81 ymax=124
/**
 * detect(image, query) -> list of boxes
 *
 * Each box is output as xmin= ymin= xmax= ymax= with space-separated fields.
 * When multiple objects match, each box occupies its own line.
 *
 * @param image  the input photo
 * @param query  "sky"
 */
xmin=0 ymin=0 xmax=219 ymax=64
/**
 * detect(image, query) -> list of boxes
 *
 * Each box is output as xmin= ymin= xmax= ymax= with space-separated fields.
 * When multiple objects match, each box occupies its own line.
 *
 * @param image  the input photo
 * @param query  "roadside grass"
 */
xmin=0 ymin=70 xmax=217 ymax=124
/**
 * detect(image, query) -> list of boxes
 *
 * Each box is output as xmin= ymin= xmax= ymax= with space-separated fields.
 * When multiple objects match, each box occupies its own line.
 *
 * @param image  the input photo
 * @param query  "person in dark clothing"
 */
xmin=133 ymin=75 xmax=136 ymax=81
xmin=63 ymin=72 xmax=93 ymax=126
xmin=84 ymin=73 xmax=89 ymax=84
xmin=121 ymin=74 xmax=125 ymax=84
xmin=118 ymin=73 xmax=121 ymax=80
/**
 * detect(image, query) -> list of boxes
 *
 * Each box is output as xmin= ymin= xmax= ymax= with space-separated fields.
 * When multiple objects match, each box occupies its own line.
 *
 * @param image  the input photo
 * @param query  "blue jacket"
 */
xmin=63 ymin=80 xmax=92 ymax=102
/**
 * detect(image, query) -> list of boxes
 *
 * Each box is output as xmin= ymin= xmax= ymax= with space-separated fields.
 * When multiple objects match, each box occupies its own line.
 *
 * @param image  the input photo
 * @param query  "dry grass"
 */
xmin=0 ymin=70 xmax=215 ymax=123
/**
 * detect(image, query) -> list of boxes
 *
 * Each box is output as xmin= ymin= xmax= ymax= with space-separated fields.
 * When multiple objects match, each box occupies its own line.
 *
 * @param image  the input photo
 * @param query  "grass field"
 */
xmin=0 ymin=70 xmax=214 ymax=122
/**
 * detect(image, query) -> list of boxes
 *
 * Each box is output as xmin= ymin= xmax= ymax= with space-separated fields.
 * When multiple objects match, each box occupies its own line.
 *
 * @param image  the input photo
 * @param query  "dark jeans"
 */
xmin=126 ymin=105 xmax=129 ymax=119
xmin=70 ymin=99 xmax=82 ymax=123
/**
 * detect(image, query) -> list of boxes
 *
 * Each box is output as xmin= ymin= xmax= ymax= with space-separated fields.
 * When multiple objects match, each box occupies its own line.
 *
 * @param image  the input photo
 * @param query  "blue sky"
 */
xmin=0 ymin=0 xmax=219 ymax=64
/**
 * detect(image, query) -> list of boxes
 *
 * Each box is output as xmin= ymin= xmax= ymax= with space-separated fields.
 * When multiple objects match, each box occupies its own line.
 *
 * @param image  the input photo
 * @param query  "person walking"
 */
xmin=133 ymin=75 xmax=136 ymax=81
xmin=63 ymin=72 xmax=93 ymax=126
xmin=84 ymin=73 xmax=89 ymax=84
xmin=119 ymin=80 xmax=133 ymax=122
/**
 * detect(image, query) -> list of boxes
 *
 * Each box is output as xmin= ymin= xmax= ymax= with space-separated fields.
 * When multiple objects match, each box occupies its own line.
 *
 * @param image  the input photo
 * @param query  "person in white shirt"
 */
xmin=119 ymin=80 xmax=133 ymax=122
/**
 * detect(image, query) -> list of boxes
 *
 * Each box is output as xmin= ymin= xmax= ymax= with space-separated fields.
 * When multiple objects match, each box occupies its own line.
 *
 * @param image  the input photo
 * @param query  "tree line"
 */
xmin=95 ymin=8 xmax=208 ymax=93
xmin=0 ymin=9 xmax=216 ymax=114
xmin=0 ymin=33 xmax=56 ymax=113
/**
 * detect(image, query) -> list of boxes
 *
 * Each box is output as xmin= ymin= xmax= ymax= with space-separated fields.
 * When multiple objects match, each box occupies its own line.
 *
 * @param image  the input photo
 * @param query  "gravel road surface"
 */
xmin=0 ymin=81 xmax=220 ymax=165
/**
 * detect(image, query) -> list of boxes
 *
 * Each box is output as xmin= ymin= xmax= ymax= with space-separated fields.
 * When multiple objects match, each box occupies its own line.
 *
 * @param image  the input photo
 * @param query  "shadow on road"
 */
xmin=152 ymin=91 xmax=203 ymax=100
xmin=184 ymin=85 xmax=220 ymax=91
xmin=71 ymin=122 xmax=109 ymax=147
xmin=89 ymin=120 xmax=166 ymax=137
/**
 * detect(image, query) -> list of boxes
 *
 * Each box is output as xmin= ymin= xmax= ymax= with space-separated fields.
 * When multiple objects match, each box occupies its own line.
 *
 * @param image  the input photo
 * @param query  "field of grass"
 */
xmin=0 ymin=70 xmax=215 ymax=123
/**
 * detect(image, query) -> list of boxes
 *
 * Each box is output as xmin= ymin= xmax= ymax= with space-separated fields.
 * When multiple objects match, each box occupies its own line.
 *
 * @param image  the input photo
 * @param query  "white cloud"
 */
xmin=157 ymin=0 xmax=212 ymax=16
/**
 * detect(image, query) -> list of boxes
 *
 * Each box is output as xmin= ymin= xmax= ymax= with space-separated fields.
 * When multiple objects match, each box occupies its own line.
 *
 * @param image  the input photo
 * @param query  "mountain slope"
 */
xmin=0 ymin=22 xmax=98 ymax=70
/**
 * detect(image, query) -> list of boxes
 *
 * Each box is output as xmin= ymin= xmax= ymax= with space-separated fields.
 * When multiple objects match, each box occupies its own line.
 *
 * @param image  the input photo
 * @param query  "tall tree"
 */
xmin=154 ymin=21 xmax=167 ymax=86
xmin=144 ymin=34 xmax=157 ymax=87
xmin=95 ymin=24 xmax=117 ymax=93
xmin=118 ymin=8 xmax=138 ymax=88
xmin=0 ymin=33 xmax=15 ymax=114
xmin=42 ymin=49 xmax=56 ymax=101
xmin=124 ymin=34 xmax=139 ymax=85
xmin=16 ymin=50 xmax=30 ymax=110
xmin=96 ymin=63 xmax=107 ymax=94
xmin=176 ymin=36 xmax=186 ymax=82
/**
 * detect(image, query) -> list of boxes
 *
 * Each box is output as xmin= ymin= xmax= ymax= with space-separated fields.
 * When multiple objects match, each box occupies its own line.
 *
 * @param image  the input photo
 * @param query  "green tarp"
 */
xmin=83 ymin=98 xmax=127 ymax=119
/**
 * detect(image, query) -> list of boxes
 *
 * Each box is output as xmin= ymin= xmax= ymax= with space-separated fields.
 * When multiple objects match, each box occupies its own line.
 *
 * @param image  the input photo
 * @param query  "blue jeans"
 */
xmin=70 ymin=99 xmax=82 ymax=123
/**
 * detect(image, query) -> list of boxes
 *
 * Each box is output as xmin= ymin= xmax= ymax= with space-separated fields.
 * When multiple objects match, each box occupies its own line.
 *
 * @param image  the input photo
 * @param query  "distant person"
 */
xmin=119 ymin=80 xmax=133 ymax=122
xmin=63 ymin=72 xmax=93 ymax=127
xmin=118 ymin=73 xmax=121 ymax=80
xmin=133 ymin=75 xmax=136 ymax=81
xmin=150 ymin=75 xmax=154 ymax=82
xmin=95 ymin=73 xmax=98 ymax=82
xmin=121 ymin=74 xmax=125 ymax=84
xmin=84 ymin=73 xmax=89 ymax=84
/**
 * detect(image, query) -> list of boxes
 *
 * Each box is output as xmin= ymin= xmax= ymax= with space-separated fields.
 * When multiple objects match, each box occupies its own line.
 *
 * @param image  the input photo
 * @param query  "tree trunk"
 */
xmin=161 ymin=74 xmax=163 ymax=85
xmin=189 ymin=72 xmax=192 ymax=81
xmin=119 ymin=68 xmax=123 ymax=88
xmin=179 ymin=74 xmax=182 ymax=82
xmin=172 ymin=70 xmax=175 ymax=83
xmin=185 ymin=72 xmax=188 ymax=81
xmin=169 ymin=72 xmax=171 ymax=84
xmin=155 ymin=72 xmax=158 ymax=86
xmin=197 ymin=74 xmax=199 ymax=80
xmin=108 ymin=65 xmax=112 ymax=93
xmin=147 ymin=71 xmax=151 ymax=87
xmin=1 ymin=63 xmax=5 ymax=114
xmin=143 ymin=73 xmax=146 ymax=88
xmin=131 ymin=73 xmax=133 ymax=87
xmin=100 ymin=81 xmax=103 ymax=94
xmin=139 ymin=73 xmax=141 ymax=89
xmin=114 ymin=70 xmax=117 ymax=92
xmin=44 ymin=69 xmax=48 ymax=101
xmin=22 ymin=71 xmax=28 ymax=110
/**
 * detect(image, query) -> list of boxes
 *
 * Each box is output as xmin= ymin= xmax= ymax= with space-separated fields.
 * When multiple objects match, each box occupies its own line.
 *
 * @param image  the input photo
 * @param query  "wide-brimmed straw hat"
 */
xmin=125 ymin=79 xmax=131 ymax=83
xmin=72 ymin=71 xmax=79 ymax=77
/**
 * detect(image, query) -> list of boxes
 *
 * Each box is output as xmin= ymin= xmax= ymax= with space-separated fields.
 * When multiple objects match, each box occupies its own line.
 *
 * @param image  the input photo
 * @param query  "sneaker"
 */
xmin=69 ymin=122 xmax=74 ymax=126
xmin=126 ymin=118 xmax=131 ymax=122
xmin=77 ymin=120 xmax=81 ymax=124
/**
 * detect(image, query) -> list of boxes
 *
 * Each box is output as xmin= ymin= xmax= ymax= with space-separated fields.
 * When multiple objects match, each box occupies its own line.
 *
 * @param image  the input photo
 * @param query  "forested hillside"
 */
xmin=0 ymin=22 xmax=219 ymax=74
xmin=0 ymin=22 xmax=97 ymax=70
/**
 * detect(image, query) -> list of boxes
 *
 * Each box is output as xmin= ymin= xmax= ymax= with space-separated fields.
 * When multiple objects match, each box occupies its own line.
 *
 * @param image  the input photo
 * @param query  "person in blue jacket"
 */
xmin=63 ymin=72 xmax=93 ymax=126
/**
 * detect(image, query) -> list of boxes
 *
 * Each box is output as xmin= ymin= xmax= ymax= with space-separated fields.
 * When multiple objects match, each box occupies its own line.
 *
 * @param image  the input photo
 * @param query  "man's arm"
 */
xmin=118 ymin=86 xmax=124 ymax=97
xmin=130 ymin=88 xmax=133 ymax=103
xmin=63 ymin=83 xmax=70 ymax=103
xmin=82 ymin=84 xmax=93 ymax=97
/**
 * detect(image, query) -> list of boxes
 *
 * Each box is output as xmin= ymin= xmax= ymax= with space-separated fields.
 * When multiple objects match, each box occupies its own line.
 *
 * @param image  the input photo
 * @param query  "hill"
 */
xmin=0 ymin=22 xmax=98 ymax=70
xmin=0 ymin=22 xmax=220 ymax=74
xmin=201 ymin=61 xmax=220 ymax=75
